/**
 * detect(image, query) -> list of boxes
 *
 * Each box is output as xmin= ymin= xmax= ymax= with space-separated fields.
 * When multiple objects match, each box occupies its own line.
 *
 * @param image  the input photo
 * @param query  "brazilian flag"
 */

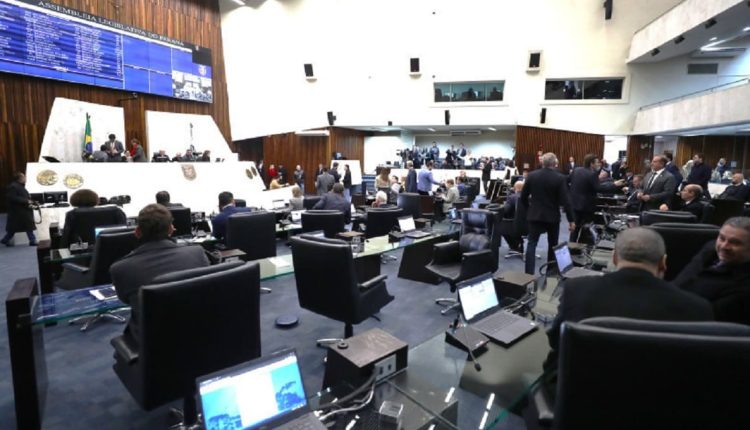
xmin=83 ymin=113 xmax=92 ymax=153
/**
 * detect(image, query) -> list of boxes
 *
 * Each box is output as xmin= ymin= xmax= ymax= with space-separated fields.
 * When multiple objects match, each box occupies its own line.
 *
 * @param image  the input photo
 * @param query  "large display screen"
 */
xmin=0 ymin=0 xmax=213 ymax=103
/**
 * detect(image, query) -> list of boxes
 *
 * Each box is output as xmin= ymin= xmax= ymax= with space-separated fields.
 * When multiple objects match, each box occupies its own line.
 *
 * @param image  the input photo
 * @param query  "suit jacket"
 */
xmin=313 ymin=192 xmax=351 ymax=223
xmin=546 ymin=267 xmax=713 ymax=370
xmin=674 ymin=199 xmax=705 ymax=220
xmin=405 ymin=169 xmax=417 ymax=193
xmin=520 ymin=167 xmax=573 ymax=224
xmin=673 ymin=241 xmax=750 ymax=325
xmin=642 ymin=170 xmax=677 ymax=210
xmin=665 ymin=162 xmax=684 ymax=185
xmin=502 ymin=192 xmax=520 ymax=219
xmin=687 ymin=162 xmax=712 ymax=190
xmin=211 ymin=205 xmax=253 ymax=240
xmin=110 ymin=239 xmax=210 ymax=347
xmin=569 ymin=167 xmax=599 ymax=212
xmin=719 ymin=183 xmax=750 ymax=201
xmin=5 ymin=180 xmax=34 ymax=233
xmin=105 ymin=140 xmax=124 ymax=155
xmin=316 ymin=172 xmax=335 ymax=195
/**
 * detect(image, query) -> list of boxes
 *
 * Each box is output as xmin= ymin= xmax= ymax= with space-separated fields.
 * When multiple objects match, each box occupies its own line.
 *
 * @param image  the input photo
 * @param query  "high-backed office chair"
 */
xmin=646 ymin=222 xmax=719 ymax=281
xmin=168 ymin=206 xmax=192 ymax=237
xmin=419 ymin=194 xmax=435 ymax=219
xmin=427 ymin=208 xmax=497 ymax=314
xmin=303 ymin=196 xmax=322 ymax=210
xmin=639 ymin=210 xmax=697 ymax=226
xmin=363 ymin=207 xmax=403 ymax=239
xmin=60 ymin=206 xmax=127 ymax=247
xmin=705 ymin=198 xmax=744 ymax=226
xmin=494 ymin=197 xmax=530 ymax=259
xmin=290 ymin=236 xmax=394 ymax=343
xmin=111 ymin=261 xmax=261 ymax=427
xmin=550 ymin=317 xmax=750 ymax=430
xmin=301 ymin=210 xmax=346 ymax=238
xmin=351 ymin=193 xmax=366 ymax=208
xmin=397 ymin=192 xmax=422 ymax=219
xmin=225 ymin=211 xmax=277 ymax=261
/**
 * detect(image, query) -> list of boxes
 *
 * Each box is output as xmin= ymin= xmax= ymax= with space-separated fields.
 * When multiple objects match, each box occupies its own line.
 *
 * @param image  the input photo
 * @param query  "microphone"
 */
xmin=455 ymin=313 xmax=482 ymax=372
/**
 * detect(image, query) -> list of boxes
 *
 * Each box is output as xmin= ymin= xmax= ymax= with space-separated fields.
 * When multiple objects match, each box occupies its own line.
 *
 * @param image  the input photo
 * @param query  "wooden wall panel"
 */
xmin=515 ymin=126 xmax=604 ymax=173
xmin=0 ymin=0 xmax=230 ymax=211
xmin=262 ymin=133 xmax=329 ymax=193
xmin=329 ymin=127 xmax=365 ymax=162
xmin=676 ymin=135 xmax=750 ymax=176
xmin=626 ymin=135 xmax=654 ymax=175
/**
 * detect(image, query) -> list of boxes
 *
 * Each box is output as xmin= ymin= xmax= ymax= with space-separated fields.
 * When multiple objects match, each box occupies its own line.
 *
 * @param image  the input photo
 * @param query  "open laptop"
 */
xmin=290 ymin=210 xmax=305 ymax=223
xmin=397 ymin=216 xmax=431 ymax=239
xmin=553 ymin=243 xmax=603 ymax=279
xmin=271 ymin=199 xmax=287 ymax=210
xmin=457 ymin=274 xmax=538 ymax=346
xmin=197 ymin=348 xmax=325 ymax=430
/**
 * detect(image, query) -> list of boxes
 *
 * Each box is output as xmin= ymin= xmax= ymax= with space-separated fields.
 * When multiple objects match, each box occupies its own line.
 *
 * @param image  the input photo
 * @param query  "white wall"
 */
xmin=603 ymin=135 xmax=627 ymax=163
xmin=146 ymin=111 xmax=238 ymax=161
xmin=221 ymin=0 xmax=693 ymax=139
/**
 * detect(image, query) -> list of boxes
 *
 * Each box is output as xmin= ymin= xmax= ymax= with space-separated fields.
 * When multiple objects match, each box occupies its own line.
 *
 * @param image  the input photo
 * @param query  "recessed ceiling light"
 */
xmin=704 ymin=18 xmax=717 ymax=29
xmin=427 ymin=127 xmax=436 ymax=132
xmin=488 ymin=127 xmax=497 ymax=131
xmin=674 ymin=35 xmax=685 ymax=44
xmin=231 ymin=0 xmax=245 ymax=4
xmin=744 ymin=27 xmax=750 ymax=32
xmin=650 ymin=48 xmax=660 ymax=56
xmin=709 ymin=36 xmax=718 ymax=41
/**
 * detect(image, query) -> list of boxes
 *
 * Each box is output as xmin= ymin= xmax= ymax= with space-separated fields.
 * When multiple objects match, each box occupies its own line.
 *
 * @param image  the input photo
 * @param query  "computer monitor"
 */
xmin=43 ymin=191 xmax=68 ymax=204
xmin=169 ymin=207 xmax=193 ymax=237
xmin=398 ymin=216 xmax=416 ymax=232
xmin=271 ymin=200 xmax=286 ymax=210
xmin=29 ymin=193 xmax=44 ymax=203
xmin=457 ymin=274 xmax=499 ymax=321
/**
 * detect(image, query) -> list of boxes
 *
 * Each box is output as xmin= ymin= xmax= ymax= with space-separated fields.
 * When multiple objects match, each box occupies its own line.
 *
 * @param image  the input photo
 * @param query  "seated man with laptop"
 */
xmin=544 ymin=228 xmax=714 ymax=372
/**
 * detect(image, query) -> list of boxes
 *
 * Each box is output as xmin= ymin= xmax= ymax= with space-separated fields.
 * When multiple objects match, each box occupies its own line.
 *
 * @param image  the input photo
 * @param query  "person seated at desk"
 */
xmin=371 ymin=191 xmax=392 ymax=209
xmin=717 ymin=172 xmax=750 ymax=202
xmin=269 ymin=175 xmax=283 ymax=189
xmin=110 ymin=204 xmax=210 ymax=349
xmin=155 ymin=191 xmax=182 ymax=208
xmin=659 ymin=184 xmax=704 ymax=219
xmin=200 ymin=150 xmax=211 ymax=162
xmin=171 ymin=152 xmax=182 ymax=162
xmin=442 ymin=179 xmax=460 ymax=213
xmin=211 ymin=191 xmax=252 ymax=241
xmin=673 ymin=217 xmax=750 ymax=325
xmin=314 ymin=183 xmax=351 ymax=223
xmin=545 ymin=228 xmax=713 ymax=372
xmin=597 ymin=169 xmax=626 ymax=195
xmin=501 ymin=181 xmax=525 ymax=253
xmin=289 ymin=185 xmax=304 ymax=210
xmin=456 ymin=176 xmax=467 ymax=197
xmin=180 ymin=149 xmax=197 ymax=162
xmin=92 ymin=144 xmax=109 ymax=162
xmin=152 ymin=149 xmax=170 ymax=163
xmin=624 ymin=174 xmax=644 ymax=213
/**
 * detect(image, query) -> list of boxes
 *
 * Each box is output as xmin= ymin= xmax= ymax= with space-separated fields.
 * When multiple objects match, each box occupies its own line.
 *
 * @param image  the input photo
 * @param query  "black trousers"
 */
xmin=525 ymin=221 xmax=560 ymax=275
xmin=572 ymin=210 xmax=594 ymax=243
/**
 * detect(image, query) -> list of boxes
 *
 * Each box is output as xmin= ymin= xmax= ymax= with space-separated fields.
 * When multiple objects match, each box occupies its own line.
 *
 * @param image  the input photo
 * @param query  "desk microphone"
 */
xmin=453 ymin=314 xmax=482 ymax=372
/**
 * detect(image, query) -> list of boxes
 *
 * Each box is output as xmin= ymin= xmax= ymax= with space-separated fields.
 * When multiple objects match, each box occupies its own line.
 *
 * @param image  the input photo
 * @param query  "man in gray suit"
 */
xmin=639 ymin=155 xmax=677 ymax=211
xmin=314 ymin=183 xmax=351 ymax=223
xmin=315 ymin=166 xmax=335 ymax=196
xmin=110 ymin=204 xmax=210 ymax=348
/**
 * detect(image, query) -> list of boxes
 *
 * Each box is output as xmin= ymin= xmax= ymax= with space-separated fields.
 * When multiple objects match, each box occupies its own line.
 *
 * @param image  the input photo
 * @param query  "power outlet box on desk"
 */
xmin=323 ymin=328 xmax=408 ymax=388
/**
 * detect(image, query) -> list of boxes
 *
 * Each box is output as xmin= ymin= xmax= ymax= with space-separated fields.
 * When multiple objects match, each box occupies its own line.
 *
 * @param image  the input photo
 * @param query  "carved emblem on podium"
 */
xmin=36 ymin=170 xmax=58 ymax=186
xmin=63 ymin=173 xmax=83 ymax=189
xmin=181 ymin=164 xmax=197 ymax=180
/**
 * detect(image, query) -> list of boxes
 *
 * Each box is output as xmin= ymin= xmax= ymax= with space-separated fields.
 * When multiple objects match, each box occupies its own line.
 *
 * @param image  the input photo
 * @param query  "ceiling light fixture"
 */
xmin=709 ymin=36 xmax=718 ymax=41
xmin=704 ymin=18 xmax=717 ymax=29
xmin=488 ymin=127 xmax=497 ymax=131
xmin=744 ymin=26 xmax=750 ymax=32
xmin=427 ymin=127 xmax=436 ymax=132
xmin=231 ymin=0 xmax=245 ymax=4
xmin=651 ymin=48 xmax=660 ymax=56
xmin=674 ymin=35 xmax=685 ymax=44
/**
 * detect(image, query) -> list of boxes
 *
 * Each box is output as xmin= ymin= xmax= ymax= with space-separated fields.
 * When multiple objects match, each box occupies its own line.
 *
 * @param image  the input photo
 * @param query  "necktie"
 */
xmin=646 ymin=171 xmax=659 ymax=191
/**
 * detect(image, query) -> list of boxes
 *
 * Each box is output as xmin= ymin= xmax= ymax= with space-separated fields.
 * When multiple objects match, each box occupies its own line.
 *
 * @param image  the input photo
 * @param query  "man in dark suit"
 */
xmin=686 ymin=153 xmax=712 ymax=197
xmin=566 ymin=156 xmax=576 ymax=174
xmin=569 ymin=154 xmax=611 ymax=242
xmin=501 ymin=181 xmax=525 ymax=252
xmin=1 ymin=172 xmax=36 ymax=246
xmin=110 ymin=204 xmax=210 ymax=348
xmin=660 ymin=184 xmax=704 ymax=219
xmin=664 ymin=152 xmax=683 ymax=186
xmin=314 ymin=183 xmax=351 ymax=223
xmin=673 ymin=217 xmax=750 ymax=325
xmin=404 ymin=161 xmax=418 ymax=193
xmin=155 ymin=190 xmax=183 ymax=208
xmin=624 ymin=174 xmax=644 ymax=213
xmin=520 ymin=152 xmax=575 ymax=274
xmin=718 ymin=172 xmax=750 ymax=201
xmin=211 ymin=191 xmax=252 ymax=241
xmin=639 ymin=155 xmax=677 ymax=210
xmin=545 ymin=227 xmax=713 ymax=371
xmin=104 ymin=133 xmax=124 ymax=159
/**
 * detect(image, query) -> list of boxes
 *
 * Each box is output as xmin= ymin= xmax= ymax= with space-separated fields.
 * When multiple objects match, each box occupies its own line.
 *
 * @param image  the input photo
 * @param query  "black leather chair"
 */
xmin=419 ymin=194 xmax=435 ymax=219
xmin=551 ymin=317 xmax=750 ymax=430
xmin=290 ymin=235 xmax=394 ymax=342
xmin=303 ymin=196 xmax=322 ymax=210
xmin=60 ymin=206 xmax=127 ymax=247
xmin=397 ymin=192 xmax=422 ymax=219
xmin=647 ymin=222 xmax=719 ymax=281
xmin=301 ymin=210 xmax=346 ymax=238
xmin=168 ymin=207 xmax=192 ymax=237
xmin=363 ymin=207 xmax=403 ymax=239
xmin=639 ymin=210 xmax=696 ymax=225
xmin=234 ymin=199 xmax=247 ymax=208
xmin=705 ymin=198 xmax=744 ymax=226
xmin=111 ymin=261 xmax=261 ymax=427
xmin=427 ymin=208 xmax=498 ymax=314
xmin=495 ymin=197 xmax=530 ymax=259
xmin=225 ymin=211 xmax=277 ymax=261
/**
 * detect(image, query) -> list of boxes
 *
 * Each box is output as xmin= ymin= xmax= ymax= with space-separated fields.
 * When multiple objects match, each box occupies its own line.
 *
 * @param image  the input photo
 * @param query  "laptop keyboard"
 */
xmin=282 ymin=415 xmax=323 ymax=430
xmin=473 ymin=311 xmax=518 ymax=334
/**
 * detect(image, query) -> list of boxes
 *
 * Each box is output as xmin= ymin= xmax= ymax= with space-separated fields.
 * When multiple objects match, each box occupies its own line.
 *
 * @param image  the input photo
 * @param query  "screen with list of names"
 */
xmin=0 ymin=0 xmax=213 ymax=103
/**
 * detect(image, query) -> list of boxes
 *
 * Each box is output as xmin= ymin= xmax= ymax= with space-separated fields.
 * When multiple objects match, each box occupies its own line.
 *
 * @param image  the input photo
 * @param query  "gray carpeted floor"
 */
xmin=0 ymin=214 xmax=567 ymax=429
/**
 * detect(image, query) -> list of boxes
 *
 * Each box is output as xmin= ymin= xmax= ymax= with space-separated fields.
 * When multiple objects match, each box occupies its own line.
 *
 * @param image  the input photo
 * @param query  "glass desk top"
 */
xmin=32 ymin=285 xmax=127 ymax=325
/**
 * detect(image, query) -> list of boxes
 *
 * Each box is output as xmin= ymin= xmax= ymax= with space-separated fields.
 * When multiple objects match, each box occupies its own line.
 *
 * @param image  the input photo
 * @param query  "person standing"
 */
xmin=664 ymin=153 xmax=683 ymax=186
xmin=405 ymin=160 xmax=417 ymax=193
xmin=417 ymin=161 xmax=441 ymax=195
xmin=342 ymin=164 xmax=352 ymax=201
xmin=293 ymin=165 xmax=305 ymax=194
xmin=129 ymin=138 xmax=146 ymax=162
xmin=442 ymin=179 xmax=460 ymax=213
xmin=331 ymin=162 xmax=341 ymax=184
xmin=104 ymin=133 xmax=124 ymax=159
xmin=686 ymin=153 xmax=712 ymax=197
xmin=315 ymin=166 xmax=335 ymax=195
xmin=520 ymin=153 xmax=575 ymax=275
xmin=2 ymin=172 xmax=37 ymax=246
xmin=481 ymin=158 xmax=493 ymax=195
xmin=569 ymin=154 xmax=601 ymax=243
xmin=639 ymin=155 xmax=677 ymax=211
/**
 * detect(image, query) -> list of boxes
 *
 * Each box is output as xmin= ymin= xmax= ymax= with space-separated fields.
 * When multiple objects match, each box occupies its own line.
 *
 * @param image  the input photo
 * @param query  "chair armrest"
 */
xmin=463 ymin=249 xmax=493 ymax=259
xmin=62 ymin=262 xmax=89 ymax=273
xmin=359 ymin=274 xmax=387 ymax=291
xmin=461 ymin=249 xmax=498 ymax=278
xmin=432 ymin=241 xmax=461 ymax=264
xmin=111 ymin=336 xmax=139 ymax=365
xmin=531 ymin=384 xmax=554 ymax=426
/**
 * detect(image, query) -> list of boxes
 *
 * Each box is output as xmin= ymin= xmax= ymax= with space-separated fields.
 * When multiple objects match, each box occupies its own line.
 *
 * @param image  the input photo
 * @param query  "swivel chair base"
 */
xmin=435 ymin=298 xmax=461 ymax=315
xmin=261 ymin=287 xmax=271 ymax=294
xmin=168 ymin=397 xmax=202 ymax=430
xmin=68 ymin=308 xmax=128 ymax=332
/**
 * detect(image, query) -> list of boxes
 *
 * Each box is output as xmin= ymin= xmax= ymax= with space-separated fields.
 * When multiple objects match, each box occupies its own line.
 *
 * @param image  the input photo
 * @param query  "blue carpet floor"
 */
xmin=0 ymin=214 xmax=568 ymax=429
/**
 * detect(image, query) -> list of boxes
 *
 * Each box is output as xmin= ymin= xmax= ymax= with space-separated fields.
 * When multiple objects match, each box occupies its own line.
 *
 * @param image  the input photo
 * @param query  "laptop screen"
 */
xmin=290 ymin=210 xmax=304 ymax=222
xmin=94 ymin=225 xmax=129 ymax=238
xmin=458 ymin=275 xmax=499 ymax=321
xmin=553 ymin=244 xmax=574 ymax=272
xmin=272 ymin=200 xmax=286 ymax=210
xmin=198 ymin=351 xmax=308 ymax=430
xmin=398 ymin=216 xmax=416 ymax=232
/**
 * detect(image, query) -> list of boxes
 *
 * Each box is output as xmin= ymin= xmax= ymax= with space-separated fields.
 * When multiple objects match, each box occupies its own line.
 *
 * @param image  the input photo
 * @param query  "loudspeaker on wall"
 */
xmin=327 ymin=111 xmax=336 ymax=126
xmin=444 ymin=110 xmax=450 ymax=126
xmin=540 ymin=108 xmax=547 ymax=124
xmin=410 ymin=58 xmax=420 ymax=73
xmin=304 ymin=63 xmax=314 ymax=77
xmin=527 ymin=51 xmax=542 ymax=72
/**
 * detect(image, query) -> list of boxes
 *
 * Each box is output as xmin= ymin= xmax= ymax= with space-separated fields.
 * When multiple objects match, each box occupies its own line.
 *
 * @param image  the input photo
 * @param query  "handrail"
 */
xmin=639 ymin=78 xmax=750 ymax=110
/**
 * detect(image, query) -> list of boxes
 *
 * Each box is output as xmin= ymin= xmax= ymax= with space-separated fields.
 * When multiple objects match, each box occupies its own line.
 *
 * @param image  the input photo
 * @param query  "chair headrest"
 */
xmin=150 ymin=261 xmax=246 ymax=285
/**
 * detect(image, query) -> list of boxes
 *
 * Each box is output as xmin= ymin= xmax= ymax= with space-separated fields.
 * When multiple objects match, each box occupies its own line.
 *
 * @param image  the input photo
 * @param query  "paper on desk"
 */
xmin=268 ymin=257 xmax=292 ymax=267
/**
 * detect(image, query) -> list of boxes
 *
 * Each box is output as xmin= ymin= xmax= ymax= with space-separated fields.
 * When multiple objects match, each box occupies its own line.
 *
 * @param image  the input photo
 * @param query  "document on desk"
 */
xmin=268 ymin=257 xmax=292 ymax=268
xmin=90 ymin=286 xmax=118 ymax=301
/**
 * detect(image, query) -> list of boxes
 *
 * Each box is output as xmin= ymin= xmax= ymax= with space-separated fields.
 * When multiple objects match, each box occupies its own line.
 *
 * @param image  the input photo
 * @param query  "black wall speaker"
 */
xmin=388 ymin=121 xmax=393 ymax=126
xmin=444 ymin=110 xmax=450 ymax=126
xmin=529 ymin=52 xmax=541 ymax=69
xmin=327 ymin=111 xmax=336 ymax=126
xmin=604 ymin=0 xmax=613 ymax=20
xmin=540 ymin=108 xmax=547 ymax=124
xmin=410 ymin=58 xmax=420 ymax=73
xmin=304 ymin=63 xmax=314 ymax=77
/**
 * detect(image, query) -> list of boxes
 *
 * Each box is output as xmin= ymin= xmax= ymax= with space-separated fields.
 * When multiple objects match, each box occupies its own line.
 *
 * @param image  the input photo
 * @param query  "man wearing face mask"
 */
xmin=544 ymin=228 xmax=713 ymax=372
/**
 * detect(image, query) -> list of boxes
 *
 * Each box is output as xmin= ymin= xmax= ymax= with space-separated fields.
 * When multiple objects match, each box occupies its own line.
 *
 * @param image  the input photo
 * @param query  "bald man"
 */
xmin=660 ymin=184 xmax=704 ymax=219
